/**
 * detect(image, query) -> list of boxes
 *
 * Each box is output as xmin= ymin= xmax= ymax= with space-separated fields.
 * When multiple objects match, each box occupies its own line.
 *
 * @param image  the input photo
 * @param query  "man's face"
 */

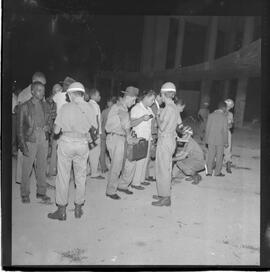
xmin=33 ymin=76 xmax=46 ymax=85
xmin=33 ymin=84 xmax=45 ymax=100
xmin=144 ymin=95 xmax=155 ymax=107
xmin=156 ymin=94 xmax=162 ymax=105
xmin=176 ymin=103 xmax=185 ymax=113
xmin=126 ymin=96 xmax=136 ymax=108
xmin=107 ymin=101 xmax=113 ymax=108
xmin=93 ymin=91 xmax=101 ymax=103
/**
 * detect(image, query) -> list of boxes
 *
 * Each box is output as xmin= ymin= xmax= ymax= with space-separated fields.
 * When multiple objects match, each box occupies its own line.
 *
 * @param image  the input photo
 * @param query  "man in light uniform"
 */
xmin=88 ymin=88 xmax=104 ymax=179
xmin=100 ymin=96 xmax=117 ymax=173
xmin=16 ymin=72 xmax=47 ymax=185
xmin=152 ymin=82 xmax=179 ymax=207
xmin=172 ymin=126 xmax=205 ymax=185
xmin=105 ymin=86 xmax=138 ymax=200
xmin=48 ymin=82 xmax=96 ymax=220
xmin=117 ymin=90 xmax=155 ymax=192
xmin=224 ymin=99 xmax=234 ymax=173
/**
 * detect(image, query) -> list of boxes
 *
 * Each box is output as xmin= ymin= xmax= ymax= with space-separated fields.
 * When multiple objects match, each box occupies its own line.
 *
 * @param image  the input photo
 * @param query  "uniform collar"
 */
xmin=90 ymin=99 xmax=98 ymax=105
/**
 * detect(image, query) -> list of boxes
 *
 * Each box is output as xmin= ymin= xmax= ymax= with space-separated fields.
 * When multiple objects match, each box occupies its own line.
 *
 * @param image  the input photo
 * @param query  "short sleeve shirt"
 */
xmin=159 ymin=101 xmax=178 ymax=136
xmin=131 ymin=102 xmax=153 ymax=140
xmin=55 ymin=100 xmax=96 ymax=134
xmin=105 ymin=102 xmax=130 ymax=135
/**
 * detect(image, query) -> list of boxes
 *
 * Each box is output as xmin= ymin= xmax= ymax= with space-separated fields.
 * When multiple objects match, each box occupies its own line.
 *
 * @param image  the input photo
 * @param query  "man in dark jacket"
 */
xmin=205 ymin=101 xmax=229 ymax=177
xmin=18 ymin=82 xmax=53 ymax=203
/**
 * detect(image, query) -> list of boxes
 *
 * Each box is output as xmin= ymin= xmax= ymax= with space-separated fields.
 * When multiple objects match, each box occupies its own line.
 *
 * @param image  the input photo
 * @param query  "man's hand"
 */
xmin=142 ymin=114 xmax=151 ymax=121
xmin=19 ymin=143 xmax=29 ymax=157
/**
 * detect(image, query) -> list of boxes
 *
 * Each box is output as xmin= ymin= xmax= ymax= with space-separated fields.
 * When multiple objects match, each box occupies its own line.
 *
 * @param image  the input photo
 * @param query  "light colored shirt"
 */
xmin=131 ymin=102 xmax=153 ymax=140
xmin=18 ymin=85 xmax=32 ymax=104
xmin=159 ymin=100 xmax=179 ymax=137
xmin=183 ymin=137 xmax=204 ymax=161
xmin=55 ymin=98 xmax=96 ymax=134
xmin=89 ymin=99 xmax=101 ymax=134
xmin=101 ymin=107 xmax=111 ymax=136
xmin=105 ymin=102 xmax=130 ymax=135
xmin=53 ymin=92 xmax=67 ymax=115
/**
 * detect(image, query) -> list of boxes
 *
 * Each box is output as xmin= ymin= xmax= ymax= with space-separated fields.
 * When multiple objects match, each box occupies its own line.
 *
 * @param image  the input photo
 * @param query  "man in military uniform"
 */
xmin=105 ymin=86 xmax=138 ymax=200
xmin=224 ymin=99 xmax=234 ymax=173
xmin=172 ymin=126 xmax=205 ymax=185
xmin=48 ymin=82 xmax=96 ymax=220
xmin=152 ymin=82 xmax=179 ymax=207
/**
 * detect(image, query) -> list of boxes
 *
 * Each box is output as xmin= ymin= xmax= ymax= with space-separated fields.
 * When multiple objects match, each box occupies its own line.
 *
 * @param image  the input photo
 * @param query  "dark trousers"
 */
xmin=21 ymin=133 xmax=48 ymax=197
xmin=206 ymin=144 xmax=224 ymax=175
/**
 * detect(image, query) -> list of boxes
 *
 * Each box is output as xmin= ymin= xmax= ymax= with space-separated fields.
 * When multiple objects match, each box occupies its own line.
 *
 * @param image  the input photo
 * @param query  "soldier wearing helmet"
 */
xmin=224 ymin=98 xmax=234 ymax=173
xmin=172 ymin=126 xmax=205 ymax=185
xmin=48 ymin=82 xmax=97 ymax=220
xmin=152 ymin=82 xmax=179 ymax=207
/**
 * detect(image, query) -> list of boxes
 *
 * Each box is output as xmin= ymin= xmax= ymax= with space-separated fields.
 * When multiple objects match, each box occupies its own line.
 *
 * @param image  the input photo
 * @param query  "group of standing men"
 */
xmin=12 ymin=73 xmax=235 ymax=220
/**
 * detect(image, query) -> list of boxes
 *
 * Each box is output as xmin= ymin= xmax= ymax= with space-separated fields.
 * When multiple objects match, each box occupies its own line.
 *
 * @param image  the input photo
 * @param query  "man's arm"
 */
xmin=159 ymin=106 xmax=173 ymax=132
xmin=205 ymin=114 xmax=212 ymax=145
xmin=223 ymin=116 xmax=229 ymax=147
xmin=17 ymin=104 xmax=29 ymax=156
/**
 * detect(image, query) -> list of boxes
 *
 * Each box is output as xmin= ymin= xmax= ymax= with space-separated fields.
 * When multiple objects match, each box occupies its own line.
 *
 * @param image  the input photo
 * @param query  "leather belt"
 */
xmin=62 ymin=132 xmax=89 ymax=139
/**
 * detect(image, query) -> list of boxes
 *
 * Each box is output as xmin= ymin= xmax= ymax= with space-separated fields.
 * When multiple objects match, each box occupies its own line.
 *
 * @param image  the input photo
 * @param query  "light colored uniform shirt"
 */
xmin=55 ymin=98 xmax=96 ymax=135
xmin=53 ymin=92 xmax=67 ymax=115
xmin=89 ymin=99 xmax=101 ymax=135
xmin=105 ymin=102 xmax=130 ymax=135
xmin=183 ymin=137 xmax=204 ymax=161
xmin=18 ymin=85 xmax=32 ymax=104
xmin=159 ymin=100 xmax=179 ymax=137
xmin=131 ymin=102 xmax=153 ymax=140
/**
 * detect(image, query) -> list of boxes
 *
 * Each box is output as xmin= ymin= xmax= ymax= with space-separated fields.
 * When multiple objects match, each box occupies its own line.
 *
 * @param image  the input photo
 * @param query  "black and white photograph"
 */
xmin=1 ymin=0 xmax=268 ymax=268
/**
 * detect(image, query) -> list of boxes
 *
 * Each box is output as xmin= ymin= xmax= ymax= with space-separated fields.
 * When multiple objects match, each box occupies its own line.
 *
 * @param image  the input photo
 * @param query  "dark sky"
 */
xmin=5 ymin=1 xmax=143 ymax=93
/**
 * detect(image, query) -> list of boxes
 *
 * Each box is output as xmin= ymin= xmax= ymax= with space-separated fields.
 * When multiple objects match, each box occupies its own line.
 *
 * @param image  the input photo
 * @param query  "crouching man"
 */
xmin=172 ymin=126 xmax=205 ymax=185
xmin=48 ymin=82 xmax=96 ymax=220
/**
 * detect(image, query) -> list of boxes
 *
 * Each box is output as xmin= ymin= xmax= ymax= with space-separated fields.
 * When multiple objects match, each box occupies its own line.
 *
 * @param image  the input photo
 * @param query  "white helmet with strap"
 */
xmin=161 ymin=82 xmax=176 ymax=93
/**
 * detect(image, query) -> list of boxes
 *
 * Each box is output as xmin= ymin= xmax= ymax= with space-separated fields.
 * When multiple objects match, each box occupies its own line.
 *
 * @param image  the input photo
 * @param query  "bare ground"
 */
xmin=12 ymin=127 xmax=260 ymax=265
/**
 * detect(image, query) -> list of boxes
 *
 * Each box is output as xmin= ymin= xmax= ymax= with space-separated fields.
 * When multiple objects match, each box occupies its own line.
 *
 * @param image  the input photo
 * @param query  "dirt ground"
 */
xmin=12 ymin=127 xmax=260 ymax=266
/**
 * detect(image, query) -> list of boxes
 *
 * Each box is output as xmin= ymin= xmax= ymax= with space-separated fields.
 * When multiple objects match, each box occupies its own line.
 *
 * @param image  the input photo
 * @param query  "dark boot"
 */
xmin=191 ymin=174 xmax=202 ymax=185
xmin=48 ymin=205 xmax=67 ymax=221
xmin=74 ymin=203 xmax=83 ymax=219
xmin=152 ymin=197 xmax=171 ymax=207
xmin=226 ymin=162 xmax=232 ymax=174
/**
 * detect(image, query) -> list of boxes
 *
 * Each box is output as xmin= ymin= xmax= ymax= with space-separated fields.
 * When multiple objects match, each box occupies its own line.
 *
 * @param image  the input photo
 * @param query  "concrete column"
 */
xmin=200 ymin=16 xmax=219 ymax=106
xmin=153 ymin=16 xmax=170 ymax=71
xmin=174 ymin=17 xmax=185 ymax=69
xmin=234 ymin=16 xmax=255 ymax=127
xmin=140 ymin=16 xmax=156 ymax=73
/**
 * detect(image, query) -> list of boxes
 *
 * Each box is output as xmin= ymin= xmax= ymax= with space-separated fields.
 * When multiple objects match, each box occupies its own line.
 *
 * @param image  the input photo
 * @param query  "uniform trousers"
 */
xmin=224 ymin=130 xmax=232 ymax=163
xmin=118 ymin=139 xmax=151 ymax=189
xmin=206 ymin=144 xmax=224 ymax=175
xmin=174 ymin=158 xmax=205 ymax=177
xmin=99 ymin=135 xmax=108 ymax=172
xmin=48 ymin=138 xmax=58 ymax=176
xmin=155 ymin=135 xmax=176 ymax=197
xmin=88 ymin=138 xmax=101 ymax=177
xmin=55 ymin=137 xmax=88 ymax=206
xmin=21 ymin=131 xmax=48 ymax=197
xmin=106 ymin=134 xmax=125 ymax=195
